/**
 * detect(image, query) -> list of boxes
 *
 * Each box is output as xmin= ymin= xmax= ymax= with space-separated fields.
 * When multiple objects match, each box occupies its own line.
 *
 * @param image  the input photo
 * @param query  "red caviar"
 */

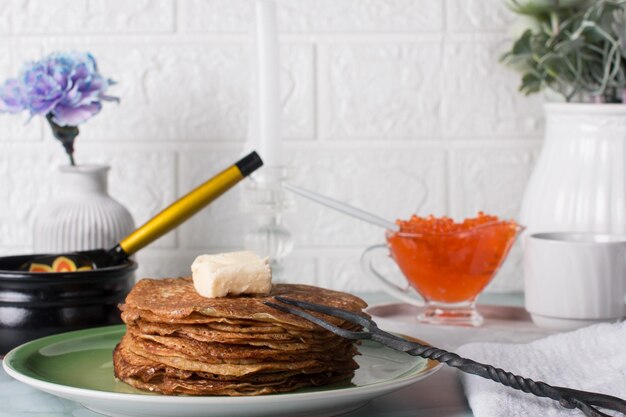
xmin=387 ymin=213 xmax=520 ymax=304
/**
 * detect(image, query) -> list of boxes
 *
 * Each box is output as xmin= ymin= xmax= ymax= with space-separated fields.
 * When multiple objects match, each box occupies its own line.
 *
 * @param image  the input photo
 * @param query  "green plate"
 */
xmin=3 ymin=325 xmax=441 ymax=417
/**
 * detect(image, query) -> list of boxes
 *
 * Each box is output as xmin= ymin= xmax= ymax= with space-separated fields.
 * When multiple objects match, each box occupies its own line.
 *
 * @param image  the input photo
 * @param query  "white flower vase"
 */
xmin=520 ymin=103 xmax=626 ymax=236
xmin=33 ymin=165 xmax=135 ymax=252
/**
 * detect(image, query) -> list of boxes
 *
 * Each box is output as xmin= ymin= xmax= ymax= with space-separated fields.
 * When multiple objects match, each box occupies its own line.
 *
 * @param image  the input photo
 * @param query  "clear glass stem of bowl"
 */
xmin=419 ymin=300 xmax=483 ymax=327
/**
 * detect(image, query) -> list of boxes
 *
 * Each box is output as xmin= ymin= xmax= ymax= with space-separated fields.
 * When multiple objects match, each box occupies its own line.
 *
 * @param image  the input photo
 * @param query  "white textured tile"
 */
xmin=318 ymin=254 xmax=383 ymax=293
xmin=0 ymin=147 xmax=65 ymax=248
xmin=280 ymin=0 xmax=443 ymax=33
xmin=78 ymin=148 xmax=178 ymax=249
xmin=443 ymin=36 xmax=544 ymax=138
xmin=87 ymin=41 xmax=248 ymax=141
xmin=0 ymin=0 xmax=19 ymax=34
xmin=274 ymin=252 xmax=317 ymax=285
xmin=37 ymin=40 xmax=313 ymax=141
xmin=178 ymin=149 xmax=253 ymax=249
xmin=178 ymin=0 xmax=250 ymax=32
xmin=320 ymin=42 xmax=443 ymax=139
xmin=13 ymin=0 xmax=174 ymax=34
xmin=446 ymin=0 xmax=513 ymax=32
xmin=452 ymin=146 xmax=538 ymax=219
xmin=286 ymin=147 xmax=448 ymax=246
xmin=180 ymin=0 xmax=443 ymax=33
xmin=135 ymin=250 xmax=196 ymax=280
xmin=279 ymin=45 xmax=315 ymax=140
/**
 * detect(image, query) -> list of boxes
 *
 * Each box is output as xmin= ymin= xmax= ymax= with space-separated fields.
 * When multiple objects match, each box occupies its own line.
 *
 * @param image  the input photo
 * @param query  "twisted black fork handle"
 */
xmin=399 ymin=342 xmax=625 ymax=417
xmin=267 ymin=297 xmax=626 ymax=417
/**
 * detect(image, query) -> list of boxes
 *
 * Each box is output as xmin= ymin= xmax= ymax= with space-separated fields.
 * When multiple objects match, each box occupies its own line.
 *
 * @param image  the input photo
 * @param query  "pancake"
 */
xmin=114 ymin=278 xmax=367 ymax=396
xmin=126 ymin=330 xmax=356 ymax=363
xmin=114 ymin=343 xmax=353 ymax=396
xmin=134 ymin=319 xmax=342 ymax=341
xmin=127 ymin=329 xmax=354 ymax=363
xmin=122 ymin=308 xmax=308 ymax=330
xmin=122 ymin=278 xmax=367 ymax=329
xmin=123 ymin=337 xmax=357 ymax=377
xmin=134 ymin=320 xmax=297 ymax=339
xmin=114 ymin=342 xmax=329 ymax=383
xmin=132 ymin=319 xmax=357 ymax=351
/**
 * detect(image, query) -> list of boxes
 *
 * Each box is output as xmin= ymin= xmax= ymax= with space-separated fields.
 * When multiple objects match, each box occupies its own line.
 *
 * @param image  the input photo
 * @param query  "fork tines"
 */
xmin=264 ymin=297 xmax=371 ymax=340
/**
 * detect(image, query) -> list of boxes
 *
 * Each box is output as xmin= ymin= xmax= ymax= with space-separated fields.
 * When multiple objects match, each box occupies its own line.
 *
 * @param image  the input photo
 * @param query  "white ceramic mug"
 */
xmin=524 ymin=232 xmax=626 ymax=330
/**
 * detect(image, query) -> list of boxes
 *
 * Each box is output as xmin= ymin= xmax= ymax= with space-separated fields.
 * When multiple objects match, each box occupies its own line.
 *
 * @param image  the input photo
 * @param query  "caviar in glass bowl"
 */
xmin=364 ymin=213 xmax=523 ymax=326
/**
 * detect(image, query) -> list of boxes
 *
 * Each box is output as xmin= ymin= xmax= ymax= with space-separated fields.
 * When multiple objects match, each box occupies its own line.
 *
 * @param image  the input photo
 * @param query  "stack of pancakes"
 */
xmin=113 ymin=277 xmax=367 ymax=396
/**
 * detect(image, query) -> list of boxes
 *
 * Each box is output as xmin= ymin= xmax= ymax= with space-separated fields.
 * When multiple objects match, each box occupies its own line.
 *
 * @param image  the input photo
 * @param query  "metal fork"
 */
xmin=265 ymin=296 xmax=626 ymax=417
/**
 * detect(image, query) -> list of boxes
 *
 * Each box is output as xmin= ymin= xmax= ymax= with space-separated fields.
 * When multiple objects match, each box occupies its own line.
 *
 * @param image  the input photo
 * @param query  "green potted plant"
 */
xmin=502 ymin=0 xmax=626 ymax=237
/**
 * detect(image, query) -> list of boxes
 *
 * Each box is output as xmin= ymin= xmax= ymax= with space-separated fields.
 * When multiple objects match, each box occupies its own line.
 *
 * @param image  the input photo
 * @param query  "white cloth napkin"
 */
xmin=457 ymin=321 xmax=626 ymax=417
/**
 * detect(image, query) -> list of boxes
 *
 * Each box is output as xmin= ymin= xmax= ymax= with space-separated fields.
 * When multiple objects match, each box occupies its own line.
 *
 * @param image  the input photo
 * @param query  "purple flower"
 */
xmin=0 ymin=51 xmax=117 ymax=165
xmin=0 ymin=51 xmax=117 ymax=126
xmin=0 ymin=79 xmax=27 ymax=113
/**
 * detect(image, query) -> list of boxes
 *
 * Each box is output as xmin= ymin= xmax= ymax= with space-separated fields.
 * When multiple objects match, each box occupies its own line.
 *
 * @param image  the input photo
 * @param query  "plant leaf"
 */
xmin=520 ymin=72 xmax=543 ymax=94
xmin=512 ymin=30 xmax=534 ymax=55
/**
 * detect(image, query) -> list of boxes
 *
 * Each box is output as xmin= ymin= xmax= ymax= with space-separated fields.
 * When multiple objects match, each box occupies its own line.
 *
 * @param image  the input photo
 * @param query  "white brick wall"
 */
xmin=0 ymin=0 xmax=544 ymax=292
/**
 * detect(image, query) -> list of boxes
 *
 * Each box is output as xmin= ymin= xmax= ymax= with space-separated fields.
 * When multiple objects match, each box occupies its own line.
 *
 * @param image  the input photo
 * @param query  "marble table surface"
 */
xmin=1 ymin=292 xmax=554 ymax=417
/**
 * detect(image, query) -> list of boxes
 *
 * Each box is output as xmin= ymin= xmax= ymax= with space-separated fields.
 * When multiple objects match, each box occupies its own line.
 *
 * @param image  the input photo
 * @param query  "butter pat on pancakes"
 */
xmin=191 ymin=251 xmax=272 ymax=298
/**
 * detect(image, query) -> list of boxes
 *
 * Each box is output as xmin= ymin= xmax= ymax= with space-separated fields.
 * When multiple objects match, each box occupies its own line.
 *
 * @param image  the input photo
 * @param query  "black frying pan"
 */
xmin=0 ymin=151 xmax=262 ymax=353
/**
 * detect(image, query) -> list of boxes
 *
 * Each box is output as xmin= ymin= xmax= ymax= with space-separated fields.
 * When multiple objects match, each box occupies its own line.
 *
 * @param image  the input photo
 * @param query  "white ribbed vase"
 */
xmin=33 ymin=165 xmax=135 ymax=252
xmin=520 ymin=103 xmax=626 ymax=236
